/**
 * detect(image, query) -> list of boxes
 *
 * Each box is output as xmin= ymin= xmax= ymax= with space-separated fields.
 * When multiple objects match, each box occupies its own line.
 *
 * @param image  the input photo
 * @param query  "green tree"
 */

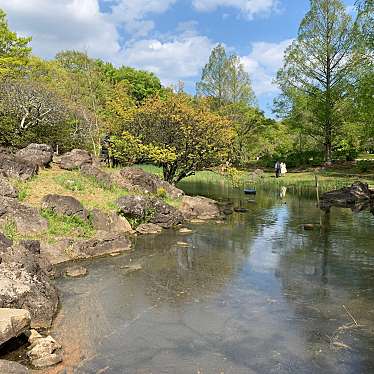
xmin=275 ymin=0 xmax=361 ymax=163
xmin=0 ymin=9 xmax=31 ymax=78
xmin=115 ymin=93 xmax=235 ymax=183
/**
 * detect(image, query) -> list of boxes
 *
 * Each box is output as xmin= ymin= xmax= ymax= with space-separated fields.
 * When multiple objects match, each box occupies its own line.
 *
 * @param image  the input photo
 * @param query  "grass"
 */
xmin=18 ymin=166 xmax=129 ymax=213
xmin=40 ymin=209 xmax=95 ymax=239
xmin=3 ymin=219 xmax=21 ymax=242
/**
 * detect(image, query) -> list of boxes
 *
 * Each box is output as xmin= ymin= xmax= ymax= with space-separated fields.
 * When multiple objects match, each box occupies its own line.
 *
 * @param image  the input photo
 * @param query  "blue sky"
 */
xmin=0 ymin=0 xmax=355 ymax=117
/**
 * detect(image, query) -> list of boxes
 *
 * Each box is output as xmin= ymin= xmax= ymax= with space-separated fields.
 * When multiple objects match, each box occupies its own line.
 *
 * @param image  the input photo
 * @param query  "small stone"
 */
xmin=136 ymin=223 xmax=163 ymax=235
xmin=234 ymin=207 xmax=248 ymax=213
xmin=65 ymin=266 xmax=87 ymax=278
xmin=177 ymin=241 xmax=189 ymax=247
xmin=120 ymin=263 xmax=143 ymax=273
xmin=303 ymin=224 xmax=315 ymax=230
xmin=32 ymin=353 xmax=63 ymax=368
xmin=179 ymin=228 xmax=193 ymax=234
xmin=28 ymin=329 xmax=43 ymax=344
xmin=189 ymin=219 xmax=205 ymax=224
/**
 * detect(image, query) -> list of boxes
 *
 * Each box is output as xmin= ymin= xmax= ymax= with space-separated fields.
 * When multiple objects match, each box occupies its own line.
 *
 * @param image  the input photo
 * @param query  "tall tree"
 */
xmin=0 ymin=9 xmax=31 ymax=77
xmin=275 ymin=0 xmax=360 ymax=163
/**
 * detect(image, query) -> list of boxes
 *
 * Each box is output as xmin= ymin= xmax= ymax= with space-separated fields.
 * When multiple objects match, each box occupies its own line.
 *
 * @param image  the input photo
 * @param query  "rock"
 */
xmin=40 ymin=239 xmax=72 ymax=265
xmin=0 ymin=197 xmax=48 ymax=235
xmin=0 ymin=308 xmax=31 ymax=346
xmin=136 ymin=223 xmax=163 ymax=235
xmin=120 ymin=263 xmax=143 ymax=273
xmin=234 ymin=207 xmax=249 ymax=213
xmin=41 ymin=194 xmax=89 ymax=220
xmin=116 ymin=195 xmax=184 ymax=229
xmin=0 ymin=176 xmax=18 ymax=198
xmin=0 ymin=153 xmax=38 ymax=180
xmin=20 ymin=240 xmax=41 ymax=255
xmin=28 ymin=329 xmax=43 ymax=344
xmin=80 ymin=164 xmax=112 ymax=186
xmin=321 ymin=182 xmax=374 ymax=208
xmin=91 ymin=208 xmax=132 ymax=233
xmin=0 ymin=232 xmax=12 ymax=251
xmin=303 ymin=224 xmax=315 ymax=230
xmin=115 ymin=167 xmax=184 ymax=198
xmin=179 ymin=196 xmax=222 ymax=220
xmin=0 ymin=360 xmax=30 ymax=373
xmin=0 ymin=244 xmax=59 ymax=329
xmin=27 ymin=335 xmax=62 ymax=368
xmin=15 ymin=144 xmax=53 ymax=168
xmin=70 ymin=233 xmax=132 ymax=259
xmin=65 ymin=266 xmax=87 ymax=278
xmin=179 ymin=227 xmax=193 ymax=234
xmin=59 ymin=149 xmax=92 ymax=170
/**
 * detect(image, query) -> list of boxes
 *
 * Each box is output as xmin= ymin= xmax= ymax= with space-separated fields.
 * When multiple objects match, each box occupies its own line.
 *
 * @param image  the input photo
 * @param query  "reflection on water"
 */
xmin=48 ymin=181 xmax=374 ymax=374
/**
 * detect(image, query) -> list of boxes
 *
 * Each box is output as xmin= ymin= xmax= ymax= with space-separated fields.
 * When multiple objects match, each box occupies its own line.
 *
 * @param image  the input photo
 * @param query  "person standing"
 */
xmin=275 ymin=160 xmax=281 ymax=178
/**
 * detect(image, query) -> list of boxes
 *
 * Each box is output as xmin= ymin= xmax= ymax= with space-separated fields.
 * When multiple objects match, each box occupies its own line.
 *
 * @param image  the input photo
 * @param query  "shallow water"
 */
xmin=49 ymin=182 xmax=374 ymax=374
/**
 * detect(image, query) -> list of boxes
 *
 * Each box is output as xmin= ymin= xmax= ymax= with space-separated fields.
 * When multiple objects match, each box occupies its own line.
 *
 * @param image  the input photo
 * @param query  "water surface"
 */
xmin=49 ymin=182 xmax=374 ymax=374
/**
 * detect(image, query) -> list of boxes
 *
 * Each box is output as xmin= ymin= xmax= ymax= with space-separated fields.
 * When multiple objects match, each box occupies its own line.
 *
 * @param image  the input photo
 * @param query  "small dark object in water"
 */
xmin=234 ymin=207 xmax=249 ymax=213
xmin=244 ymin=189 xmax=256 ymax=195
xmin=222 ymin=208 xmax=233 ymax=215
xmin=303 ymin=224 xmax=315 ymax=230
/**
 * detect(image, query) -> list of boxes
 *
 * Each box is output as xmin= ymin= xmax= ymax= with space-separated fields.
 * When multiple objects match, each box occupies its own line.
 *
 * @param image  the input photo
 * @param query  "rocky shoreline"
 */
xmin=0 ymin=144 xmax=226 ymax=371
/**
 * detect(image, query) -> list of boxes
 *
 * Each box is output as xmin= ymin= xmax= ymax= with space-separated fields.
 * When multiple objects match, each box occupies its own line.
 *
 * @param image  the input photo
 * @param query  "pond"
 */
xmin=48 ymin=181 xmax=374 ymax=374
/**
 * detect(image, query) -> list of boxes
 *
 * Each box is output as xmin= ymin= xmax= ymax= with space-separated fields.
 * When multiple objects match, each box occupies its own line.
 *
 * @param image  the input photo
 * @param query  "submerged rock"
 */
xmin=0 ymin=360 xmax=30 ymax=373
xmin=0 ymin=176 xmax=18 ymax=198
xmin=0 ymin=244 xmax=59 ymax=329
xmin=136 ymin=223 xmax=163 ymax=235
xmin=116 ymin=195 xmax=184 ymax=229
xmin=65 ymin=266 xmax=87 ymax=278
xmin=321 ymin=182 xmax=374 ymax=208
xmin=0 ymin=197 xmax=48 ymax=235
xmin=41 ymin=194 xmax=89 ymax=220
xmin=0 ymin=153 xmax=38 ymax=180
xmin=59 ymin=149 xmax=92 ymax=170
xmin=15 ymin=144 xmax=53 ymax=168
xmin=0 ymin=308 xmax=31 ymax=346
xmin=179 ymin=196 xmax=222 ymax=220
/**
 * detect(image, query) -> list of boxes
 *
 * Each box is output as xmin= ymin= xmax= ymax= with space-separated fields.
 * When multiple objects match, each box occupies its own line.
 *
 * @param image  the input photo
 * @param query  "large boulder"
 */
xmin=116 ymin=195 xmax=184 ymax=228
xmin=70 ymin=233 xmax=132 ymax=259
xmin=15 ymin=144 xmax=53 ymax=168
xmin=80 ymin=164 xmax=112 ymax=186
xmin=41 ymin=194 xmax=89 ymax=220
xmin=321 ymin=182 xmax=374 ymax=208
xmin=0 ymin=176 xmax=18 ymax=198
xmin=0 ymin=197 xmax=48 ymax=235
xmin=0 ymin=244 xmax=59 ymax=329
xmin=0 ymin=360 xmax=30 ymax=374
xmin=116 ymin=167 xmax=184 ymax=199
xmin=179 ymin=196 xmax=222 ymax=220
xmin=0 ymin=308 xmax=31 ymax=346
xmin=90 ymin=208 xmax=132 ymax=233
xmin=59 ymin=149 xmax=92 ymax=170
xmin=0 ymin=154 xmax=38 ymax=180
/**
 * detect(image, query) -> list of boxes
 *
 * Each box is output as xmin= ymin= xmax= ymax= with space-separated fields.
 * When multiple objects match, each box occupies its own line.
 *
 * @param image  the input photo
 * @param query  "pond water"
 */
xmin=49 ymin=181 xmax=374 ymax=374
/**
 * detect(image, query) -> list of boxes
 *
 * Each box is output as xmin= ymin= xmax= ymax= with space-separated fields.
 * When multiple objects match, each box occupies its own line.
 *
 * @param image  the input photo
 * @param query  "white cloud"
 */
xmin=110 ymin=0 xmax=177 ymax=37
xmin=122 ymin=33 xmax=215 ymax=86
xmin=193 ymin=0 xmax=279 ymax=18
xmin=0 ymin=0 xmax=120 ymax=59
xmin=241 ymin=39 xmax=293 ymax=95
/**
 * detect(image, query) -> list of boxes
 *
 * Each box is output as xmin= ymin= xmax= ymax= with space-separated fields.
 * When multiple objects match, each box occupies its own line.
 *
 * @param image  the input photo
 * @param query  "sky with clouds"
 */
xmin=0 ymin=0 xmax=355 ymax=116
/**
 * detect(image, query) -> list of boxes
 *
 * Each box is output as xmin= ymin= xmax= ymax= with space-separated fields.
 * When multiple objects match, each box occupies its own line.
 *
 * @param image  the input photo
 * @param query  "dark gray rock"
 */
xmin=59 ymin=149 xmax=92 ymax=170
xmin=116 ymin=167 xmax=184 ymax=198
xmin=15 ymin=144 xmax=53 ymax=168
xmin=0 ymin=176 xmax=18 ymax=198
xmin=0 ymin=197 xmax=48 ymax=235
xmin=41 ymin=194 xmax=89 ymax=220
xmin=91 ymin=208 xmax=132 ymax=233
xmin=0 ymin=154 xmax=38 ymax=180
xmin=70 ymin=233 xmax=132 ymax=259
xmin=321 ymin=181 xmax=374 ymax=208
xmin=20 ymin=240 xmax=41 ymax=255
xmin=0 ymin=360 xmax=30 ymax=373
xmin=0 ymin=232 xmax=12 ymax=251
xmin=80 ymin=164 xmax=112 ymax=186
xmin=116 ymin=195 xmax=184 ymax=229
xmin=0 ymin=244 xmax=59 ymax=329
